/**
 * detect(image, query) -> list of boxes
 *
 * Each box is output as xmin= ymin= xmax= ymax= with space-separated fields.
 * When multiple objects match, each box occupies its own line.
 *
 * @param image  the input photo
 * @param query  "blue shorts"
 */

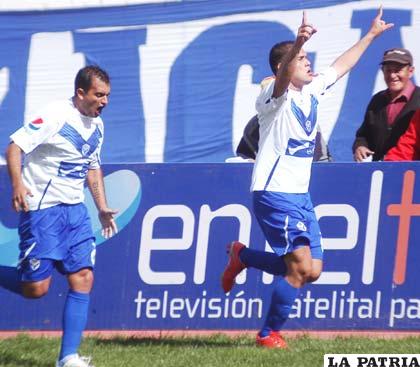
xmin=253 ymin=191 xmax=323 ymax=260
xmin=18 ymin=203 xmax=96 ymax=282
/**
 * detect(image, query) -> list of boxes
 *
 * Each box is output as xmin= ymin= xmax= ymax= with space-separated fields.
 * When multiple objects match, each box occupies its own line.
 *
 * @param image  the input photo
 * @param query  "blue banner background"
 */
xmin=0 ymin=0 xmax=419 ymax=163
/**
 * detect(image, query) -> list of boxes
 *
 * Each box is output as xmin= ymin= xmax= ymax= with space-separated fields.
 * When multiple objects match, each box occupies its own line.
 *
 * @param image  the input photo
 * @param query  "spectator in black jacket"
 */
xmin=352 ymin=48 xmax=420 ymax=161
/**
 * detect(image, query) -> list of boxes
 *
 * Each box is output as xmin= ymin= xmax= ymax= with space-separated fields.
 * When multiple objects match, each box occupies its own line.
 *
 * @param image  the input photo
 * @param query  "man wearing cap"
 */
xmin=352 ymin=47 xmax=420 ymax=161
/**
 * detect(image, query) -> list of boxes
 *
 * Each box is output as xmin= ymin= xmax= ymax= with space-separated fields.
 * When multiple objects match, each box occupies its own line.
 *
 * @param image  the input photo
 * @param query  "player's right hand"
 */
xmin=11 ymin=185 xmax=33 ymax=212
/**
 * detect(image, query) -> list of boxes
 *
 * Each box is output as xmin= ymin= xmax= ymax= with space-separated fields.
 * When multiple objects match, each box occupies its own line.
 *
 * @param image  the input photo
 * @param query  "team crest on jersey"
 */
xmin=82 ymin=143 xmax=91 ymax=156
xmin=29 ymin=258 xmax=41 ymax=271
xmin=291 ymin=95 xmax=318 ymax=136
xmin=296 ymin=221 xmax=307 ymax=232
xmin=29 ymin=118 xmax=44 ymax=131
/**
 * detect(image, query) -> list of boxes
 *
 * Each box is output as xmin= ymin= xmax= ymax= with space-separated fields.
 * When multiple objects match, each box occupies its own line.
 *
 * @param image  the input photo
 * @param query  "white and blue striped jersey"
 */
xmin=251 ymin=67 xmax=337 ymax=193
xmin=10 ymin=99 xmax=104 ymax=211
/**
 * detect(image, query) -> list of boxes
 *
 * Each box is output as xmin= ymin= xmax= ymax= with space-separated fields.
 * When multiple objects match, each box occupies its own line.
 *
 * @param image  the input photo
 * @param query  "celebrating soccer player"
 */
xmin=222 ymin=7 xmax=393 ymax=348
xmin=5 ymin=65 xmax=117 ymax=367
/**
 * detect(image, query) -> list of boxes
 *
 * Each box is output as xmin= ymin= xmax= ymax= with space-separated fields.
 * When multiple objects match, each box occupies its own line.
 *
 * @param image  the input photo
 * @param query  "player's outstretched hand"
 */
xmin=99 ymin=208 xmax=119 ymax=239
xmin=296 ymin=11 xmax=317 ymax=47
xmin=369 ymin=6 xmax=394 ymax=38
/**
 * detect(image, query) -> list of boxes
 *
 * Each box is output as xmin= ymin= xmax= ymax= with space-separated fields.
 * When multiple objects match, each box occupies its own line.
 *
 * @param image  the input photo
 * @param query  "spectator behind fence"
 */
xmin=384 ymin=108 xmax=420 ymax=160
xmin=4 ymin=65 xmax=117 ymax=367
xmin=352 ymin=47 xmax=420 ymax=162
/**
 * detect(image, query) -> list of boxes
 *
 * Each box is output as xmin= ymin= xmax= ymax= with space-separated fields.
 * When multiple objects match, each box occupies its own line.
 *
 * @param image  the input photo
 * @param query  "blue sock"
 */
xmin=59 ymin=290 xmax=90 ymax=361
xmin=239 ymin=248 xmax=286 ymax=276
xmin=259 ymin=277 xmax=298 ymax=337
xmin=0 ymin=266 xmax=22 ymax=295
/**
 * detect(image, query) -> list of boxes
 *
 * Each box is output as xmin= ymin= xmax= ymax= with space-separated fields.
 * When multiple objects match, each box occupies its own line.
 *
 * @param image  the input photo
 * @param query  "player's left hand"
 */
xmin=99 ymin=208 xmax=119 ymax=238
xmin=296 ymin=11 xmax=317 ymax=47
xmin=369 ymin=6 xmax=394 ymax=38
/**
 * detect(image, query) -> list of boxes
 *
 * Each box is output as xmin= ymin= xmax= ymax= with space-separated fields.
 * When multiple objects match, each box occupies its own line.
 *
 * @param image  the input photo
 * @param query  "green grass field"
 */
xmin=0 ymin=334 xmax=419 ymax=367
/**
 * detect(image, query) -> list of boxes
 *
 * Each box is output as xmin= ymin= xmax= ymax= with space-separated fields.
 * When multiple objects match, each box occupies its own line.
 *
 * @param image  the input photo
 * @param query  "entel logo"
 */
xmin=387 ymin=170 xmax=420 ymax=285
xmin=137 ymin=169 xmax=419 ymax=287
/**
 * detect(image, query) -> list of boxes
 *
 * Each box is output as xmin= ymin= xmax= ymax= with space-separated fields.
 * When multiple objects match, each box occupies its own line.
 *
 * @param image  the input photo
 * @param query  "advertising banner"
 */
xmin=1 ymin=162 xmax=419 ymax=331
xmin=0 ymin=0 xmax=420 ymax=164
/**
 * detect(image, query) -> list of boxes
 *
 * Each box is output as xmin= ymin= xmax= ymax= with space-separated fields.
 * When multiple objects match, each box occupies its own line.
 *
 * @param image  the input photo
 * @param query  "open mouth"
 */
xmin=96 ymin=106 xmax=104 ymax=115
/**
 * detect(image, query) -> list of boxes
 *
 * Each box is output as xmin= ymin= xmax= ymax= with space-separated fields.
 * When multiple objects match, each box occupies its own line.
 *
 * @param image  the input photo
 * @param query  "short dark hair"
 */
xmin=269 ymin=41 xmax=294 ymax=74
xmin=74 ymin=65 xmax=110 ymax=94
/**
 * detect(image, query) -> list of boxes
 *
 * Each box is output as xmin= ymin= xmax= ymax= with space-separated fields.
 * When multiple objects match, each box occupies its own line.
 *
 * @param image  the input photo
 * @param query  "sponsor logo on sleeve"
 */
xmin=28 ymin=118 xmax=44 ymax=131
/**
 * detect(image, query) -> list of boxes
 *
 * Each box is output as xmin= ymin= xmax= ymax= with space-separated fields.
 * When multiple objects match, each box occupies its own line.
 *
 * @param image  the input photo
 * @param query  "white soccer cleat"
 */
xmin=56 ymin=354 xmax=94 ymax=367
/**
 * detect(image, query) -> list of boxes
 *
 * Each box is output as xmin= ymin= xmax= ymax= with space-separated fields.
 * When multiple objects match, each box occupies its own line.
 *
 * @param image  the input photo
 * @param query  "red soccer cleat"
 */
xmin=221 ymin=241 xmax=246 ymax=293
xmin=256 ymin=331 xmax=288 ymax=349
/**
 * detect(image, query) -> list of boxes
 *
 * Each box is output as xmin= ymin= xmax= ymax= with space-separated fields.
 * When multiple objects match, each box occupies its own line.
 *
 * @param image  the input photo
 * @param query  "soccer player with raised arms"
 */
xmin=222 ymin=8 xmax=393 ymax=348
xmin=5 ymin=65 xmax=117 ymax=367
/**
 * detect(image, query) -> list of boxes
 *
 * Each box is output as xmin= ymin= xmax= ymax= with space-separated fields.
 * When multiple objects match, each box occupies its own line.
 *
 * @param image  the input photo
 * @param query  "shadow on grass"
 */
xmin=92 ymin=334 xmax=251 ymax=348
xmin=0 ymin=352 xmax=51 ymax=367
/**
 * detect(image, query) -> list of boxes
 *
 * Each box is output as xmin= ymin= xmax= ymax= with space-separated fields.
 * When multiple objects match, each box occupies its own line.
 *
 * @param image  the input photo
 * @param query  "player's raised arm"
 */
xmin=272 ymin=11 xmax=317 ymax=98
xmin=331 ymin=6 xmax=394 ymax=80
